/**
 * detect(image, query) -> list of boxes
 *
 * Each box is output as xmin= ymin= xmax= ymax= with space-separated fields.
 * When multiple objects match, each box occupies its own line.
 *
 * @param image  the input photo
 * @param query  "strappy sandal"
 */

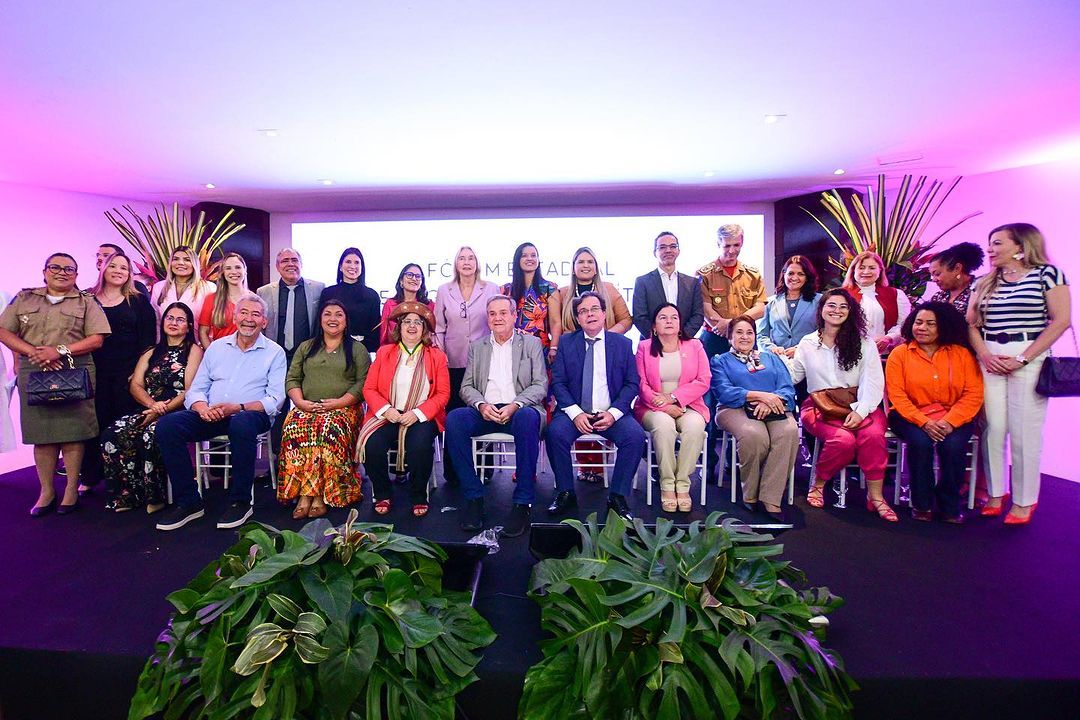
xmin=374 ymin=499 xmax=392 ymax=515
xmin=807 ymin=483 xmax=826 ymax=508
xmin=660 ymin=490 xmax=677 ymax=512
xmin=412 ymin=504 xmax=429 ymax=518
xmin=866 ymin=497 xmax=898 ymax=522
xmin=676 ymin=492 xmax=692 ymax=512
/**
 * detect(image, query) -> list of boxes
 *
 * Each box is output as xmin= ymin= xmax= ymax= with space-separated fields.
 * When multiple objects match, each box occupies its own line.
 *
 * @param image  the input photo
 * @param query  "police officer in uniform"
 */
xmin=697 ymin=224 xmax=767 ymax=480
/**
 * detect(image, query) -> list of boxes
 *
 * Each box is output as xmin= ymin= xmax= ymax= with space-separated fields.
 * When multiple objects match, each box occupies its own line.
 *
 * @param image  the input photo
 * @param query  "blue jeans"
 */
xmin=446 ymin=405 xmax=542 ymax=505
xmin=889 ymin=411 xmax=974 ymax=517
xmin=155 ymin=410 xmax=271 ymax=508
xmin=545 ymin=412 xmax=646 ymax=497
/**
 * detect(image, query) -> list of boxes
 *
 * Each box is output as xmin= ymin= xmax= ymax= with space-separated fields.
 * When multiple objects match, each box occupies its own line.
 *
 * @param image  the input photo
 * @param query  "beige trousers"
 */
xmin=715 ymin=407 xmax=799 ymax=507
xmin=642 ymin=409 xmax=706 ymax=493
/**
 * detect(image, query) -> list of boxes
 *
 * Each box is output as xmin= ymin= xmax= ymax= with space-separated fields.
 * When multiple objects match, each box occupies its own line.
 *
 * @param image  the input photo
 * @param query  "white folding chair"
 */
xmin=806 ymin=427 xmax=900 ymax=508
xmin=570 ymin=433 xmax=647 ymax=489
xmin=894 ymin=434 xmax=980 ymax=510
xmin=643 ymin=431 xmax=709 ymax=506
xmin=387 ymin=434 xmax=442 ymax=493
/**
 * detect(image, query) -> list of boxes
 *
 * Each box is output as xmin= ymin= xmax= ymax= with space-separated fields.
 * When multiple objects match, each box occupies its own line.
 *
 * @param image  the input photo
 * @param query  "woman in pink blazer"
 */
xmin=635 ymin=303 xmax=711 ymax=512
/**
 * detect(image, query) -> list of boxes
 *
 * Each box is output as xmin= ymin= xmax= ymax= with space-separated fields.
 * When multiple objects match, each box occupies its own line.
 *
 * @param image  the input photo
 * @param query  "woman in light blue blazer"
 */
xmin=757 ymin=255 xmax=822 ymax=359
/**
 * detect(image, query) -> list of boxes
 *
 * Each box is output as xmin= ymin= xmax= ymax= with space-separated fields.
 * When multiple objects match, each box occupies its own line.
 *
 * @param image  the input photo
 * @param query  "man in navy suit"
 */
xmin=546 ymin=291 xmax=646 ymax=522
xmin=632 ymin=231 xmax=704 ymax=340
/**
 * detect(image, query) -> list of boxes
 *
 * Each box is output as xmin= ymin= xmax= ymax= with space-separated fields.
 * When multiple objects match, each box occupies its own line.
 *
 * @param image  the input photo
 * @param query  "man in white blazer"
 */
xmin=256 ymin=248 xmax=325 ymax=454
xmin=632 ymin=231 xmax=704 ymax=340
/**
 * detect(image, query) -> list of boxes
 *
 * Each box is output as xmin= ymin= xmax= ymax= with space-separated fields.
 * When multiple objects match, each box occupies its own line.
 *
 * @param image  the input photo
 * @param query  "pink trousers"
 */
xmin=800 ymin=398 xmax=888 ymax=483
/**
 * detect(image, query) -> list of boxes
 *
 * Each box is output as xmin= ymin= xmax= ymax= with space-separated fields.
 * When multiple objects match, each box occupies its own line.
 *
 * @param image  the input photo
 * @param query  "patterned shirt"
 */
xmin=929 ymin=281 xmax=974 ymax=315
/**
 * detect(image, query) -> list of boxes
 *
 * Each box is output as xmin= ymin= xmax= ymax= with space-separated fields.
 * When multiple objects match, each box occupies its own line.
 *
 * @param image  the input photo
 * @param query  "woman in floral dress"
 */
xmin=103 ymin=302 xmax=203 ymax=512
xmin=501 ymin=242 xmax=562 ymax=365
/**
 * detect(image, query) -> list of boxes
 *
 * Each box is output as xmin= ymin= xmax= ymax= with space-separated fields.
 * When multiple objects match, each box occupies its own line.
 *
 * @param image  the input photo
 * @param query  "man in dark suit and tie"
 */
xmin=256 ymin=248 xmax=326 ymax=455
xmin=631 ymin=231 xmax=704 ymax=340
xmin=546 ymin=291 xmax=646 ymax=522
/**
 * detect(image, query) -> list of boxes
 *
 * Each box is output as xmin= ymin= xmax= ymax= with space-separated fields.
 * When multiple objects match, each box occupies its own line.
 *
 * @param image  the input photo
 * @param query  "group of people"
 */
xmin=0 ymin=220 xmax=1070 ymax=533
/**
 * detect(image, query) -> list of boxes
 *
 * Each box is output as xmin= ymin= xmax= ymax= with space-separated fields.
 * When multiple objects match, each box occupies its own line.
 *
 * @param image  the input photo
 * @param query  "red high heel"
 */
xmin=980 ymin=493 xmax=1010 ymax=517
xmin=866 ymin=497 xmax=898 ymax=522
xmin=1004 ymin=502 xmax=1036 ymax=526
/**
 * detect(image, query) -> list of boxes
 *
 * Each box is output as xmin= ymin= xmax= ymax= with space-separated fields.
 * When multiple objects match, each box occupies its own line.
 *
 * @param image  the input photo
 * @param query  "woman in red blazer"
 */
xmin=357 ymin=301 xmax=450 ymax=517
xmin=634 ymin=303 xmax=712 ymax=512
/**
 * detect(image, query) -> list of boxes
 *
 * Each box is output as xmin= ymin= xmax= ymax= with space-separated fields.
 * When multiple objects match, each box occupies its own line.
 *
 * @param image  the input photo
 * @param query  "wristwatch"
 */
xmin=1015 ymin=353 xmax=1029 ymax=365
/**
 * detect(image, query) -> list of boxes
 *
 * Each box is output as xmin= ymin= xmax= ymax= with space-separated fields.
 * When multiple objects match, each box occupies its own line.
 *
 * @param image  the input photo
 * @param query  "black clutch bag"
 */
xmin=26 ymin=356 xmax=93 ymax=406
xmin=1036 ymin=330 xmax=1080 ymax=397
xmin=744 ymin=403 xmax=789 ymax=423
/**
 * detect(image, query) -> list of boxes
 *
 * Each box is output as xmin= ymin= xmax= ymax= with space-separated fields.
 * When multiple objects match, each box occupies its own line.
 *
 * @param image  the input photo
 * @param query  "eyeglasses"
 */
xmin=577 ymin=306 xmax=603 ymax=316
xmin=400 ymin=318 xmax=425 ymax=327
xmin=45 ymin=264 xmax=77 ymax=275
xmin=459 ymin=301 xmax=467 ymax=319
xmin=656 ymin=243 xmax=680 ymax=252
xmin=402 ymin=272 xmax=423 ymax=281
xmin=823 ymin=303 xmax=849 ymax=312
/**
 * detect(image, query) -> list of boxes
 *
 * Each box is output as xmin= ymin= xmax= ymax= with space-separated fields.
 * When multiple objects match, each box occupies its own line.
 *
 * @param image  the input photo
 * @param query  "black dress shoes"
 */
xmin=547 ymin=491 xmax=578 ymax=516
xmin=460 ymin=498 xmax=485 ymax=532
xmin=607 ymin=494 xmax=634 ymax=523
xmin=57 ymin=499 xmax=81 ymax=515
xmin=501 ymin=504 xmax=531 ymax=538
xmin=30 ymin=498 xmax=57 ymax=517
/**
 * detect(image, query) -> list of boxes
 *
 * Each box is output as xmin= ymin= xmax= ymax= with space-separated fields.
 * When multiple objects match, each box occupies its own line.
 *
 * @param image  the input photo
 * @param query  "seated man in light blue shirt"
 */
xmin=155 ymin=293 xmax=286 ymax=531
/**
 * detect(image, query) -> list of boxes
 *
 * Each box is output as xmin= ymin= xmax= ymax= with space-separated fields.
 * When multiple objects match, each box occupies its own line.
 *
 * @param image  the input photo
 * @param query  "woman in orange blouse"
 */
xmin=885 ymin=302 xmax=983 ymax=523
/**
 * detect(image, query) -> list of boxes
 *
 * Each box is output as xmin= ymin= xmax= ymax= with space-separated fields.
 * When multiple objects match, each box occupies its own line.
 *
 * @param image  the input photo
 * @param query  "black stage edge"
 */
xmin=1 ymin=460 xmax=1078 ymax=720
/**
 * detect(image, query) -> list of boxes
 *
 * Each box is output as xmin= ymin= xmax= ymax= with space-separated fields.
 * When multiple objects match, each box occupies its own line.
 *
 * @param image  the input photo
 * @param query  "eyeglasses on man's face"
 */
xmin=577 ymin=305 xmax=603 ymax=317
xmin=45 ymin=264 xmax=78 ymax=275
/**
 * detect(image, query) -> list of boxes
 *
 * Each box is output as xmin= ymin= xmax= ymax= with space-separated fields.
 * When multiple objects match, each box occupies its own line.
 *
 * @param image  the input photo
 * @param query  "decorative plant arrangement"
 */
xmin=802 ymin=174 xmax=981 ymax=299
xmin=520 ymin=511 xmax=855 ymax=720
xmin=128 ymin=510 xmax=496 ymax=720
xmin=105 ymin=201 xmax=246 ymax=283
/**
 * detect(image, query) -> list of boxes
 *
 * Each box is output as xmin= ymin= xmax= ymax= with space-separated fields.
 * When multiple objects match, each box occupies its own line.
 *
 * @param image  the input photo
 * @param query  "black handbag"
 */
xmin=1036 ymin=328 xmax=1080 ymax=397
xmin=744 ymin=403 xmax=790 ymax=423
xmin=26 ymin=355 xmax=93 ymax=406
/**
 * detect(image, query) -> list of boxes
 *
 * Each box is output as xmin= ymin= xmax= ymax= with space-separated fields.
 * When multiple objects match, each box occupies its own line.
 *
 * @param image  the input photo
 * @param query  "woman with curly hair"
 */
xmin=928 ymin=242 xmax=985 ymax=314
xmin=790 ymin=288 xmax=893 ymax=521
xmin=885 ymin=302 xmax=983 ymax=523
xmin=757 ymin=254 xmax=822 ymax=358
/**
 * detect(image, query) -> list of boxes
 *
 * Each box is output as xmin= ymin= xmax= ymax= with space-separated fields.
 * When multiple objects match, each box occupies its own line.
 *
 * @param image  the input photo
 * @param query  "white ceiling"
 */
xmin=1 ymin=1 xmax=1078 ymax=211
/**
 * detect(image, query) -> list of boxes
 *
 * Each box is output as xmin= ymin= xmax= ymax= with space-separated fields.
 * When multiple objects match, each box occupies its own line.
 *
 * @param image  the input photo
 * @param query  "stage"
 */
xmin=1 ymin=460 xmax=1077 ymax=719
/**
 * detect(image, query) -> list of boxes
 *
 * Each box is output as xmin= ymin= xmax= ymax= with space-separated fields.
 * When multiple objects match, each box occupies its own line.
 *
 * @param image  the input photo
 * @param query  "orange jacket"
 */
xmin=361 ymin=343 xmax=451 ymax=431
xmin=885 ymin=342 xmax=983 ymax=428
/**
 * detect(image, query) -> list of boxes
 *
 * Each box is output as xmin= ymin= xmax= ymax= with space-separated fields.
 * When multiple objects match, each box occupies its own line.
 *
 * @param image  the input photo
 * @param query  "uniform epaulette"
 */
xmin=697 ymin=261 xmax=717 ymax=275
xmin=742 ymin=263 xmax=760 ymax=273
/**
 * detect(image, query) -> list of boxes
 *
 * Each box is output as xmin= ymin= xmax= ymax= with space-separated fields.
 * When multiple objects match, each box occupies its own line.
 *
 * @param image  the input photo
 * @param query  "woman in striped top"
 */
xmin=967 ymin=223 xmax=1072 ymax=524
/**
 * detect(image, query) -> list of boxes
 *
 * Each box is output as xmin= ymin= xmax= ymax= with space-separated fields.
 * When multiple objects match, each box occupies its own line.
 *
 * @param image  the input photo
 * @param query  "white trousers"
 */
xmin=980 ymin=339 xmax=1047 ymax=506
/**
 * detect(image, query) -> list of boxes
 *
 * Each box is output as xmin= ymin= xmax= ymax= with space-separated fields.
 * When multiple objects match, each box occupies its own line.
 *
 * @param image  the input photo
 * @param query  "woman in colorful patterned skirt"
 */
xmin=102 ymin=302 xmax=203 ymax=512
xmin=277 ymin=298 xmax=370 ymax=518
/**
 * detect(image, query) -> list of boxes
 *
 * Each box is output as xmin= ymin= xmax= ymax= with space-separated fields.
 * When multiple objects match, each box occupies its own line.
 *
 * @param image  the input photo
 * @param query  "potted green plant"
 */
xmin=802 ymin=174 xmax=981 ymax=299
xmin=129 ymin=510 xmax=496 ymax=720
xmin=105 ymin=202 xmax=246 ymax=284
xmin=519 ymin=512 xmax=856 ymax=720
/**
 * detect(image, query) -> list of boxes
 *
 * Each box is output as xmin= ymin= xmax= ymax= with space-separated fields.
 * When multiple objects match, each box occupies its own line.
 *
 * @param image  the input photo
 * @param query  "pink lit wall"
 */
xmin=923 ymin=158 xmax=1080 ymax=481
xmin=0 ymin=181 xmax=166 ymax=475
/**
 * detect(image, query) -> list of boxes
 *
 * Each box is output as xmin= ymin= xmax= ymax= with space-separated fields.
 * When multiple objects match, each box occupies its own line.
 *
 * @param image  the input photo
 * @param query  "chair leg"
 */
xmin=835 ymin=469 xmax=848 ymax=509
xmin=729 ymin=435 xmax=738 ymax=503
xmin=967 ymin=436 xmax=978 ymax=511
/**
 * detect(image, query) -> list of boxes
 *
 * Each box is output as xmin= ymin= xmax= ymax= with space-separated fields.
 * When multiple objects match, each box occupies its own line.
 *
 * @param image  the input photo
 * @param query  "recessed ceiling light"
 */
xmin=204 ymin=183 xmax=216 ymax=189
xmin=703 ymin=170 xmax=715 ymax=178
xmin=259 ymin=129 xmax=279 ymax=137
xmin=764 ymin=114 xmax=787 ymax=124
xmin=833 ymin=169 xmax=846 ymax=175
xmin=318 ymin=179 xmax=334 ymax=186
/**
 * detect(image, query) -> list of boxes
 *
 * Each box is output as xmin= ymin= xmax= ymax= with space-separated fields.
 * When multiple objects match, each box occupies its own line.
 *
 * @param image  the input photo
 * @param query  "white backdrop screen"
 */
xmin=291 ymin=214 xmax=765 ymax=306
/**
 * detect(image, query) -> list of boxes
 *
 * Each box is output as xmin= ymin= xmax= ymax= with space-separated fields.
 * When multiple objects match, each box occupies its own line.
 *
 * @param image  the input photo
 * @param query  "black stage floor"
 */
xmin=1 ymin=459 xmax=1078 ymax=720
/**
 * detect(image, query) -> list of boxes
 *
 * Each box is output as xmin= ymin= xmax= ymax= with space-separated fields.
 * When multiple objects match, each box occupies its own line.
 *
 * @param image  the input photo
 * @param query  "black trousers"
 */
xmin=888 ymin=411 xmax=974 ymax=517
xmin=442 ymin=367 xmax=467 ymax=485
xmin=363 ymin=420 xmax=439 ymax=504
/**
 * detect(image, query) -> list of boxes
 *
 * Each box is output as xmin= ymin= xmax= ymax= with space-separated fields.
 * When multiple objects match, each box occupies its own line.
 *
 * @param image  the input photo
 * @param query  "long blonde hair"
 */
xmin=157 ymin=245 xmax=211 ymax=308
xmin=92 ymin=253 xmax=138 ymax=301
xmin=452 ymin=245 xmax=484 ymax=286
xmin=211 ymin=252 xmax=249 ymax=328
xmin=561 ymin=246 xmax=616 ymax=330
xmin=968 ymin=223 xmax=1051 ymax=327
xmin=842 ymin=250 xmax=889 ymax=289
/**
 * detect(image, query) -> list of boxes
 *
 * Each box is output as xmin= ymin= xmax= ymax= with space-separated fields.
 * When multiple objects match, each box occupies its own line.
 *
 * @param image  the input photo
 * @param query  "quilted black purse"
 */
xmin=26 ymin=355 xmax=93 ymax=406
xmin=1036 ymin=328 xmax=1080 ymax=397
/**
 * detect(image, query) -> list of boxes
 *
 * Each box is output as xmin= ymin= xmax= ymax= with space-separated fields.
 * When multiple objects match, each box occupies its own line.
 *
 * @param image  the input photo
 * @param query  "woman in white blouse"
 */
xmin=842 ymin=251 xmax=911 ymax=354
xmin=150 ymin=245 xmax=216 ymax=326
xmin=790 ymin=289 xmax=895 ymax=521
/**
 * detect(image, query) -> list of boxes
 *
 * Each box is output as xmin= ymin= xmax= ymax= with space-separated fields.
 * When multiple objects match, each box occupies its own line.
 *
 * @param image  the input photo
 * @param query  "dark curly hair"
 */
xmin=900 ymin=302 xmax=973 ymax=352
xmin=816 ymin=288 xmax=866 ymax=371
xmin=774 ymin=255 xmax=819 ymax=301
xmin=933 ymin=242 xmax=985 ymax=275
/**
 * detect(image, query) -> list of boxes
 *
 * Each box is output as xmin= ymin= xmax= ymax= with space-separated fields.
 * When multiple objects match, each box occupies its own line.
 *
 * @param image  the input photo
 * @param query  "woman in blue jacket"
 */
xmin=757 ymin=255 xmax=822 ymax=358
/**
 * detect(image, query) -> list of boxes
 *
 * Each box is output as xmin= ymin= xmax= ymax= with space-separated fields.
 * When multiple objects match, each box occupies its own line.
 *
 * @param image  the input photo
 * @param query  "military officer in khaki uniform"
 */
xmin=696 ymin=225 xmax=767 ymax=481
xmin=697 ymin=223 xmax=767 ymax=357
xmin=0 ymin=253 xmax=110 ymax=516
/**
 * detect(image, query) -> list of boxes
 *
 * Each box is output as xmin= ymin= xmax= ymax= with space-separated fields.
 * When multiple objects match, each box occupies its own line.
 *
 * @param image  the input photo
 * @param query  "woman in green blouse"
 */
xmin=276 ymin=299 xmax=370 ymax=518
